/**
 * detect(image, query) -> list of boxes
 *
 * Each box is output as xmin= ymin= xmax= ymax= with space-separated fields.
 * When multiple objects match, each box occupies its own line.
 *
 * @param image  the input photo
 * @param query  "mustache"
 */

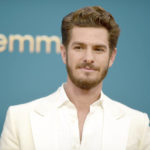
xmin=76 ymin=63 xmax=100 ymax=71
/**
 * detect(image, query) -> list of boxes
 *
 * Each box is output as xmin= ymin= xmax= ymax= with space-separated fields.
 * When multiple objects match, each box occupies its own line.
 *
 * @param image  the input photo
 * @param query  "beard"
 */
xmin=66 ymin=59 xmax=109 ymax=90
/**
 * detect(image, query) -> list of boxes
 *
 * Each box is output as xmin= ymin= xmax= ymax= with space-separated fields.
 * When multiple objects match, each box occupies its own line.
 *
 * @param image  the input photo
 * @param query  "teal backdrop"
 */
xmin=0 ymin=0 xmax=150 ymax=134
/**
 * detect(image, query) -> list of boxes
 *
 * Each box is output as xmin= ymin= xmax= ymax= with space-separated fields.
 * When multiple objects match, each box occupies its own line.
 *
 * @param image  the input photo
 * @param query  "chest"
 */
xmin=77 ymin=110 xmax=90 ymax=142
xmin=30 ymin=106 xmax=132 ymax=150
xmin=59 ymin=107 xmax=104 ymax=149
xmin=57 ymin=107 xmax=131 ymax=150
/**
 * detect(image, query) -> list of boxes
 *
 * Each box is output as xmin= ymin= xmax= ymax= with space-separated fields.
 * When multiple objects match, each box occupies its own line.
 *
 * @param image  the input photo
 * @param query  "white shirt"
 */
xmin=57 ymin=85 xmax=104 ymax=150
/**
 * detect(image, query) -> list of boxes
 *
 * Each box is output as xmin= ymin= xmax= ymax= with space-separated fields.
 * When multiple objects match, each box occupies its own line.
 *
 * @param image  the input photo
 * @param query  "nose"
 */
xmin=83 ymin=49 xmax=94 ymax=64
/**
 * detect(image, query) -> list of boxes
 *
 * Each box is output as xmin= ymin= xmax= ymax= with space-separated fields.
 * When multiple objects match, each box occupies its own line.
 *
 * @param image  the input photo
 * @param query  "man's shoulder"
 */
xmin=8 ymin=87 xmax=61 ymax=114
xmin=104 ymin=94 xmax=149 ymax=121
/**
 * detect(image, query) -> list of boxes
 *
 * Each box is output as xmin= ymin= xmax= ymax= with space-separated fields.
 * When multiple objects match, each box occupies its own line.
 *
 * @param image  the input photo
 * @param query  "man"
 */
xmin=0 ymin=6 xmax=150 ymax=150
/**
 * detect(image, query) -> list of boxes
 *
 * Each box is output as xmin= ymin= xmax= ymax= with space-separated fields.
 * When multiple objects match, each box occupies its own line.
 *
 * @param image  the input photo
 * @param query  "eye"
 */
xmin=75 ymin=46 xmax=81 ymax=49
xmin=94 ymin=48 xmax=104 ymax=52
xmin=73 ymin=45 xmax=83 ymax=50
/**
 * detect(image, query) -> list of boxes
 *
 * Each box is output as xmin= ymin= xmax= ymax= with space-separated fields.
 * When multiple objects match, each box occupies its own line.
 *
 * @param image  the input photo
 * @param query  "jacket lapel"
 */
xmin=101 ymin=95 xmax=131 ymax=150
xmin=30 ymin=108 xmax=59 ymax=150
xmin=29 ymin=86 xmax=72 ymax=150
xmin=29 ymin=92 xmax=61 ymax=150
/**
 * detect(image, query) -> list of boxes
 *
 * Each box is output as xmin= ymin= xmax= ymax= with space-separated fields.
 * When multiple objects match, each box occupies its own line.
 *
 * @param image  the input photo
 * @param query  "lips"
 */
xmin=82 ymin=66 xmax=95 ymax=70
xmin=80 ymin=67 xmax=96 ymax=73
xmin=77 ymin=63 xmax=99 ymax=71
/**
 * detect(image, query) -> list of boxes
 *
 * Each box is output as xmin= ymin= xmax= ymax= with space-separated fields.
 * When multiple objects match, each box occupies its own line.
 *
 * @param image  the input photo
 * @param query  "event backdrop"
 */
xmin=0 ymin=0 xmax=150 ymax=134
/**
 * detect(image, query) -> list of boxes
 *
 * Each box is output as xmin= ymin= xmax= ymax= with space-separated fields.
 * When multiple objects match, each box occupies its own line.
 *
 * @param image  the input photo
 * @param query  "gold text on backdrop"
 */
xmin=0 ymin=34 xmax=61 ymax=54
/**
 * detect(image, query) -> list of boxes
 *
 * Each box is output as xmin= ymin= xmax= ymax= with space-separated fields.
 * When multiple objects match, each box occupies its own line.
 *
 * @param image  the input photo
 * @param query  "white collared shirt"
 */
xmin=57 ymin=85 xmax=104 ymax=150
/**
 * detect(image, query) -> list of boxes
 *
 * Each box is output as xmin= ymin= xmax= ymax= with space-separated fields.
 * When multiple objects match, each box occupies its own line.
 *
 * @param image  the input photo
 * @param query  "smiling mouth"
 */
xmin=80 ymin=67 xmax=96 ymax=72
xmin=76 ymin=63 xmax=99 ymax=72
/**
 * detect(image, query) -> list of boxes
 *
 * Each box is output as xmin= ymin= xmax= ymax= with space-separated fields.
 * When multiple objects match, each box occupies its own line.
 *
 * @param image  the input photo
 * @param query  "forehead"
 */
xmin=69 ymin=26 xmax=109 ymax=46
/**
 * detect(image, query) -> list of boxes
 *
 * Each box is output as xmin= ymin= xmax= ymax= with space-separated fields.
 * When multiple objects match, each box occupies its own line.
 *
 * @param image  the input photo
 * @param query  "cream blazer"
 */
xmin=0 ymin=87 xmax=150 ymax=150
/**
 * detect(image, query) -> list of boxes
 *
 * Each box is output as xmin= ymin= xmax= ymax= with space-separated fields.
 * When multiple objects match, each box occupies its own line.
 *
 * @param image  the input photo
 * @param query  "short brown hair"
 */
xmin=61 ymin=6 xmax=120 ymax=52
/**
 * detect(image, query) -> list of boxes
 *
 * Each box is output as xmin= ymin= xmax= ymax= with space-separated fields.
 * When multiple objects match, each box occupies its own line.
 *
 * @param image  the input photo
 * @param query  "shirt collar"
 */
xmin=90 ymin=91 xmax=104 ymax=109
xmin=56 ymin=83 xmax=104 ymax=109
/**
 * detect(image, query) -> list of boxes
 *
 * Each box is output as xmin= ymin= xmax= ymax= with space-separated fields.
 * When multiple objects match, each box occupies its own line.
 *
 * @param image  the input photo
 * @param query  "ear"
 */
xmin=60 ymin=44 xmax=67 ymax=64
xmin=109 ymin=48 xmax=117 ymax=68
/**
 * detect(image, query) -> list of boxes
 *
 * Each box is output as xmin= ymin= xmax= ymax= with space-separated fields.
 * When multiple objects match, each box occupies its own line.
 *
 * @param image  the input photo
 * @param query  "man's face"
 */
xmin=61 ymin=27 xmax=116 ymax=90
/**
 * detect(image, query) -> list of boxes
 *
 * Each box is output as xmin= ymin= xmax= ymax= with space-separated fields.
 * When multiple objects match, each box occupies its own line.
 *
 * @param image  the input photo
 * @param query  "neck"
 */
xmin=64 ymin=79 xmax=102 ymax=111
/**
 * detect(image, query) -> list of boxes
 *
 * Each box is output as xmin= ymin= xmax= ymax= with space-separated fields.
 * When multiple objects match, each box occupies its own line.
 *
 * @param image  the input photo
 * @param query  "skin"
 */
xmin=61 ymin=26 xmax=117 ymax=142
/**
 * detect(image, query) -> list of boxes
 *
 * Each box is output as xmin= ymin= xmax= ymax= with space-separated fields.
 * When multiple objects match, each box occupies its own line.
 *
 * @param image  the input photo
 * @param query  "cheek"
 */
xmin=96 ymin=55 xmax=106 ymax=63
xmin=68 ymin=52 xmax=81 ymax=65
xmin=96 ymin=56 xmax=110 ymax=68
xmin=67 ymin=55 xmax=76 ymax=68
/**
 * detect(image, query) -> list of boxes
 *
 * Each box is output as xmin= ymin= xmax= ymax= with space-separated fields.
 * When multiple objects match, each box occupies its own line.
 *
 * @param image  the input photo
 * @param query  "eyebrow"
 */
xmin=93 ymin=45 xmax=107 ymax=49
xmin=71 ymin=42 xmax=85 ymax=47
xmin=71 ymin=42 xmax=107 ymax=49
